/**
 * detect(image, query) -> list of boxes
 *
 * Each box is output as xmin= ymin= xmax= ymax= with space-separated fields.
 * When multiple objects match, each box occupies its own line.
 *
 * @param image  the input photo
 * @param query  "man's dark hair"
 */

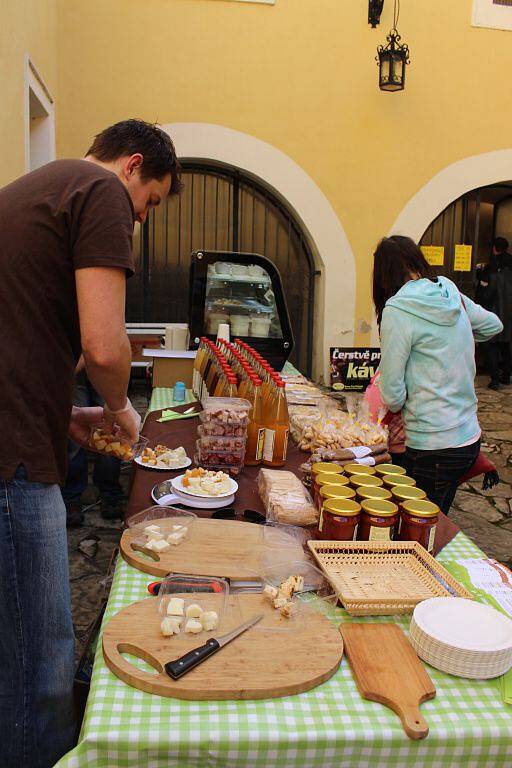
xmin=86 ymin=119 xmax=183 ymax=195
xmin=493 ymin=236 xmax=509 ymax=254
xmin=372 ymin=235 xmax=437 ymax=327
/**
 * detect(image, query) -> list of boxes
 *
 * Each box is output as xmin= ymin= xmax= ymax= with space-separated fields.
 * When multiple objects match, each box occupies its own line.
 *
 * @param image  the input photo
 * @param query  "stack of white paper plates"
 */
xmin=410 ymin=597 xmax=512 ymax=679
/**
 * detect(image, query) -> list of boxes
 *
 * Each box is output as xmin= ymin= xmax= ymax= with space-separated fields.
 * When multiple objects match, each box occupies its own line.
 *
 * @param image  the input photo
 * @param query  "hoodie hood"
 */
xmin=385 ymin=276 xmax=462 ymax=326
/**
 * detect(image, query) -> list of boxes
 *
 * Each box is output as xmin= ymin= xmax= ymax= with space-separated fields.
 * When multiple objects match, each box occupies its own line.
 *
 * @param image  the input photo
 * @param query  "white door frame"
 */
xmin=160 ymin=122 xmax=356 ymax=381
xmin=24 ymin=54 xmax=55 ymax=173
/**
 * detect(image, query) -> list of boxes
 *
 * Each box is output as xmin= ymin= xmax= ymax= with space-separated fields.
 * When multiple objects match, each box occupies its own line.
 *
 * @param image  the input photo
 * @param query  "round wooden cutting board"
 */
xmin=120 ymin=517 xmax=306 ymax=579
xmin=103 ymin=593 xmax=343 ymax=700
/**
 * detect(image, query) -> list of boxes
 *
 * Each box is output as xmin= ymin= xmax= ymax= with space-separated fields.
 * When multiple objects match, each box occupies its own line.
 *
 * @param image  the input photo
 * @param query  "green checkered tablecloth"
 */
xmin=56 ymin=528 xmax=512 ymax=768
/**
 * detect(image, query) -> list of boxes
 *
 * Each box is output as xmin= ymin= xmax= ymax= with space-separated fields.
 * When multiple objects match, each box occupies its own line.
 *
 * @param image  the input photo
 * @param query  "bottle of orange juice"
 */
xmin=262 ymin=378 xmax=289 ymax=467
xmin=245 ymin=376 xmax=265 ymax=465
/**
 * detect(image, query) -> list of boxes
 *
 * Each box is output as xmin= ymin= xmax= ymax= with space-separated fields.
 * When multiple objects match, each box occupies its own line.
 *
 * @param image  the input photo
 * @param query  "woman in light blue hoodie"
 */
xmin=373 ymin=236 xmax=503 ymax=514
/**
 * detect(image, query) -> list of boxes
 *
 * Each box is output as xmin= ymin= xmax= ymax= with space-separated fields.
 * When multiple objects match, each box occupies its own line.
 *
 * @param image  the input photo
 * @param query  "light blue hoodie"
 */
xmin=379 ymin=276 xmax=503 ymax=451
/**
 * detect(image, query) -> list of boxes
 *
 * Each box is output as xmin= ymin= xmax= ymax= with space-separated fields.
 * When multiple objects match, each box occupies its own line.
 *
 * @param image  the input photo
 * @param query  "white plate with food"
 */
xmin=151 ymin=486 xmax=236 ymax=509
xmin=135 ymin=444 xmax=192 ymax=471
xmin=171 ymin=468 xmax=238 ymax=499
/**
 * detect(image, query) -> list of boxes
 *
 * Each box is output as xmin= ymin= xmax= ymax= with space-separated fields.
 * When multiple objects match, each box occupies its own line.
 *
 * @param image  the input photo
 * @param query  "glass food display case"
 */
xmin=188 ymin=251 xmax=294 ymax=370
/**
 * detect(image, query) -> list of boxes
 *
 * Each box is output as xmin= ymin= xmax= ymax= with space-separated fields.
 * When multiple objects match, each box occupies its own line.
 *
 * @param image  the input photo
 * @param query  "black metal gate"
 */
xmin=126 ymin=162 xmax=316 ymax=375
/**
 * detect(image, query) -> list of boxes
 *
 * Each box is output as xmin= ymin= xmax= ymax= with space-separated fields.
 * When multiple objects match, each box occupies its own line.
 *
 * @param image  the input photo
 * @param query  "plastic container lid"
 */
xmin=127 ymin=504 xmax=197 ymax=529
xmin=201 ymin=396 xmax=251 ymax=414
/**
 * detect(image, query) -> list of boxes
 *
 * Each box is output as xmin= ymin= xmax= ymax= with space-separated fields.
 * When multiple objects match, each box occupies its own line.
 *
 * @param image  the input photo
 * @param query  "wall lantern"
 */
xmin=376 ymin=0 xmax=410 ymax=91
xmin=368 ymin=0 xmax=384 ymax=28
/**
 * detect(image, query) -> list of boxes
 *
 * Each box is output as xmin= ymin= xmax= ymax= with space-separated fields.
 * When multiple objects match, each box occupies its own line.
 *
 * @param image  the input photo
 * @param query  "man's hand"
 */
xmin=103 ymin=398 xmax=141 ymax=443
xmin=69 ymin=406 xmax=104 ymax=448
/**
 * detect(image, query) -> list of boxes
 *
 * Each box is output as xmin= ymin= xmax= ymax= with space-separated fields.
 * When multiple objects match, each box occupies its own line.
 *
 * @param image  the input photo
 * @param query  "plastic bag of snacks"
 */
xmin=257 ymin=469 xmax=318 ymax=526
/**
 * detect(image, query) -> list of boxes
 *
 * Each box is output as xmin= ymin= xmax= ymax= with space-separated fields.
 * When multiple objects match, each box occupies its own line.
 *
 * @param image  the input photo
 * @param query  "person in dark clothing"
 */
xmin=475 ymin=237 xmax=512 ymax=389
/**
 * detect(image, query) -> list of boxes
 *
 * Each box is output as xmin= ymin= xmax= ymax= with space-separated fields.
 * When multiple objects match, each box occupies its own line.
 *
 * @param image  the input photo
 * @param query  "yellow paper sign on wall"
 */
xmin=454 ymin=244 xmax=473 ymax=272
xmin=420 ymin=245 xmax=445 ymax=266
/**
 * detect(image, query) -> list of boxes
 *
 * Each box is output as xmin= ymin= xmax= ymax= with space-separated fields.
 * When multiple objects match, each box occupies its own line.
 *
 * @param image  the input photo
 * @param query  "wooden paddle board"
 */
xmin=340 ymin=623 xmax=435 ymax=739
xmin=120 ymin=517 xmax=305 ymax=578
xmin=103 ymin=593 xmax=343 ymax=699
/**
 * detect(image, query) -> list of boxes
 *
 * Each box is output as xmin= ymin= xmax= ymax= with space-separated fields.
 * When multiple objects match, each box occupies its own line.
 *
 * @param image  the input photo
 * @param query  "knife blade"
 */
xmin=164 ymin=613 xmax=263 ymax=679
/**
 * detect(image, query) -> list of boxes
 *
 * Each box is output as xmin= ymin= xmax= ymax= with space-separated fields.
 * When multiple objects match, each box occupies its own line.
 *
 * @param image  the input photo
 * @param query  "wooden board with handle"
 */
xmin=120 ymin=517 xmax=306 ymax=578
xmin=340 ymin=623 xmax=435 ymax=739
xmin=103 ymin=593 xmax=343 ymax=699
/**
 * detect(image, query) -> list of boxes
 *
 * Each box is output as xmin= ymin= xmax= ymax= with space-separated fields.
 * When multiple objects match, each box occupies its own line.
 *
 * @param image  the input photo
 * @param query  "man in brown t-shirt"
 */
xmin=0 ymin=119 xmax=182 ymax=768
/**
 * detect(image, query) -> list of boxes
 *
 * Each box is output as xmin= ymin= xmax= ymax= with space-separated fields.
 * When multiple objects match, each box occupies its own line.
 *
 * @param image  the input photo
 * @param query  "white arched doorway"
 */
xmin=161 ymin=122 xmax=355 ymax=381
xmin=369 ymin=149 xmax=512 ymax=344
xmin=390 ymin=149 xmax=512 ymax=240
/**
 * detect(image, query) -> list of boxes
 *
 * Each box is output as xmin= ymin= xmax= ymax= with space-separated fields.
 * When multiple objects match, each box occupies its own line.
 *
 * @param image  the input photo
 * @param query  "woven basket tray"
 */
xmin=307 ymin=541 xmax=473 ymax=616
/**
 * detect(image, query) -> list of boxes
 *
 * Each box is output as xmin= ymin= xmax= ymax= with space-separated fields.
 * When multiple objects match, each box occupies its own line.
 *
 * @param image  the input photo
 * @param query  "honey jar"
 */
xmin=358 ymin=499 xmax=399 ymax=542
xmin=374 ymin=463 xmax=407 ymax=477
xmin=314 ymin=473 xmax=350 ymax=510
xmin=399 ymin=499 xmax=440 ymax=554
xmin=311 ymin=462 xmax=343 ymax=501
xmin=355 ymin=485 xmax=393 ymax=502
xmin=382 ymin=474 xmax=416 ymax=489
xmin=320 ymin=498 xmax=361 ymax=541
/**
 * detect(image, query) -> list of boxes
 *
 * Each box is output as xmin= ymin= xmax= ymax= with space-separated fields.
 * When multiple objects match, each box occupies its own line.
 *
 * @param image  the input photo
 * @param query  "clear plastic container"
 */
xmin=239 ymin=559 xmax=338 ymax=632
xmin=193 ymin=453 xmax=243 ymax=476
xmin=197 ymin=427 xmax=247 ymax=451
xmin=198 ymin=417 xmax=248 ymax=436
xmin=195 ymin=440 xmax=245 ymax=466
xmin=157 ymin=574 xmax=230 ymax=633
xmin=127 ymin=505 xmax=197 ymax=531
xmin=200 ymin=396 xmax=251 ymax=423
xmin=88 ymin=424 xmax=148 ymax=461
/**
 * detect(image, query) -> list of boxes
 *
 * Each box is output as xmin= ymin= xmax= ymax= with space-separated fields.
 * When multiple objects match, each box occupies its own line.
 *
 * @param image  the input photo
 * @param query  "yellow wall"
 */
xmin=0 ymin=0 xmax=58 ymax=186
xmin=53 ymin=0 xmax=512 ymax=341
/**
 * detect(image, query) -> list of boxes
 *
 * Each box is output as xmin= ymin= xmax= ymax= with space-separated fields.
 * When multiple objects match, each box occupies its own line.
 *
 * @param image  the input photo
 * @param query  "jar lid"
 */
xmin=391 ymin=486 xmax=427 ymax=501
xmin=352 ymin=475 xmax=384 ymax=488
xmin=360 ymin=499 xmax=399 ymax=517
xmin=316 ymin=474 xmax=350 ymax=488
xmin=402 ymin=499 xmax=440 ymax=518
xmin=344 ymin=463 xmax=376 ymax=476
xmin=312 ymin=462 xmax=343 ymax=475
xmin=323 ymin=499 xmax=361 ymax=517
xmin=320 ymin=485 xmax=356 ymax=500
xmin=375 ymin=463 xmax=406 ymax=477
xmin=356 ymin=486 xmax=393 ymax=501
xmin=382 ymin=474 xmax=416 ymax=488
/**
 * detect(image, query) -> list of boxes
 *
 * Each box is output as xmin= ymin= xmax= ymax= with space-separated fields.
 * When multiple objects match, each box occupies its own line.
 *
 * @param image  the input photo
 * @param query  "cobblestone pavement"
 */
xmin=67 ymin=376 xmax=512 ymax=662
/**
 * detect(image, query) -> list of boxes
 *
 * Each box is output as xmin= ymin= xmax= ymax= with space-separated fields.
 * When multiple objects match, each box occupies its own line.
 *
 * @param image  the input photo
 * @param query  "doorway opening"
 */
xmin=420 ymin=182 xmax=512 ymax=297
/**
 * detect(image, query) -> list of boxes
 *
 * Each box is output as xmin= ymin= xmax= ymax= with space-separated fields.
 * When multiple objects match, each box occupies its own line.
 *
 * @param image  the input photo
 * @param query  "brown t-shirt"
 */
xmin=0 ymin=159 xmax=135 ymax=484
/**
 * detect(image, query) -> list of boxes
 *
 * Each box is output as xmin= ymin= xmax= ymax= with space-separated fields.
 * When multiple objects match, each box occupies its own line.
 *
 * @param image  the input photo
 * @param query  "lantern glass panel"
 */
xmin=380 ymin=55 xmax=390 ymax=84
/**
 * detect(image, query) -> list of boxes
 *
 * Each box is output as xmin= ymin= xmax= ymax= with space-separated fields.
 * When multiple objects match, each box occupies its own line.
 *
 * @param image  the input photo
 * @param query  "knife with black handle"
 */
xmin=165 ymin=613 xmax=263 ymax=679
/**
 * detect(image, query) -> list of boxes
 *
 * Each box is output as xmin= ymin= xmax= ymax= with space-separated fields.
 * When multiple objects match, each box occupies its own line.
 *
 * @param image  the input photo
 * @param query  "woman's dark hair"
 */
xmin=86 ymin=119 xmax=183 ymax=195
xmin=372 ymin=235 xmax=437 ymax=327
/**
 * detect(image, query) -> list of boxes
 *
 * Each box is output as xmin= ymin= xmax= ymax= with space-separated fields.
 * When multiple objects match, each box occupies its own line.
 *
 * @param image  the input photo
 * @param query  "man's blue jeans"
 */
xmin=0 ymin=466 xmax=76 ymax=767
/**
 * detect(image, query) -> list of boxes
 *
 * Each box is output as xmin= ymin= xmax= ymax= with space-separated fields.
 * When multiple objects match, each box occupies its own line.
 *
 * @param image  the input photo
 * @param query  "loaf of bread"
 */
xmin=257 ymin=469 xmax=318 ymax=526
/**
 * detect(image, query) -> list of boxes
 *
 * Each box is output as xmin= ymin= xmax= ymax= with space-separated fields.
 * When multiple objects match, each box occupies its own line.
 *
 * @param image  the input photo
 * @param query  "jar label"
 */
xmin=352 ymin=524 xmax=359 ymax=540
xmin=369 ymin=526 xmax=391 ymax=542
xmin=282 ymin=429 xmax=289 ymax=461
xmin=256 ymin=428 xmax=265 ymax=461
xmin=319 ymin=509 xmax=324 ymax=532
xmin=428 ymin=524 xmax=437 ymax=553
xmin=263 ymin=429 xmax=275 ymax=462
xmin=397 ymin=516 xmax=402 ymax=535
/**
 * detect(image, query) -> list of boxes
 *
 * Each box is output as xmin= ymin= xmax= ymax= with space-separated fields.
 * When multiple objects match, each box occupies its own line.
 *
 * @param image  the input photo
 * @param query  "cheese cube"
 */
xmin=146 ymin=530 xmax=164 ymax=541
xmin=263 ymin=585 xmax=279 ymax=602
xmin=167 ymin=532 xmax=185 ymax=546
xmin=279 ymin=602 xmax=296 ymax=619
xmin=151 ymin=539 xmax=170 ymax=552
xmin=184 ymin=618 xmax=203 ymax=634
xmin=161 ymin=617 xmax=180 ymax=636
xmin=279 ymin=575 xmax=304 ymax=598
xmin=144 ymin=525 xmax=161 ymax=534
xmin=185 ymin=603 xmax=203 ymax=619
xmin=172 ymin=524 xmax=185 ymax=531
xmin=273 ymin=595 xmax=289 ymax=610
xmin=201 ymin=611 xmax=219 ymax=631
xmin=167 ymin=598 xmax=185 ymax=616
xmin=144 ymin=540 xmax=155 ymax=551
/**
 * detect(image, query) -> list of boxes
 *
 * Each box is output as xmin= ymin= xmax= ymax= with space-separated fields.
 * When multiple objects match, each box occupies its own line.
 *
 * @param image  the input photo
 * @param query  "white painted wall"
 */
xmin=162 ymin=122 xmax=356 ymax=381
